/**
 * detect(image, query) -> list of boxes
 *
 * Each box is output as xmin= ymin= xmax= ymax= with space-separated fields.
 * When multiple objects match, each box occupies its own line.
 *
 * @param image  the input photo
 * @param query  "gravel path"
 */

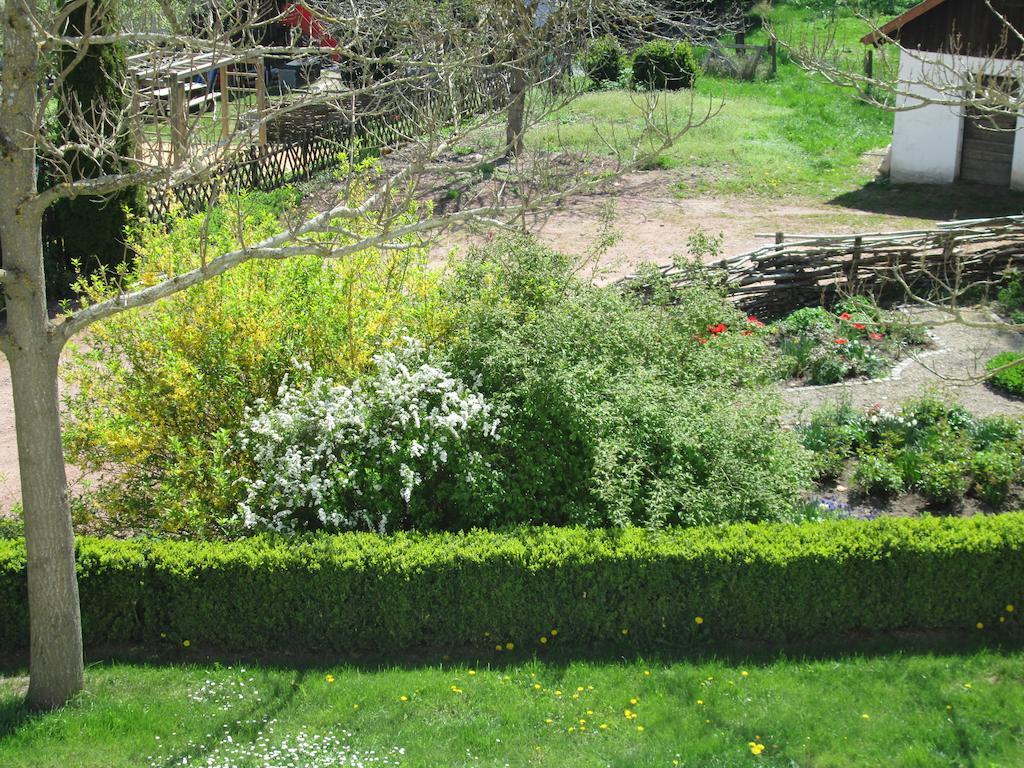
xmin=781 ymin=308 xmax=1024 ymax=420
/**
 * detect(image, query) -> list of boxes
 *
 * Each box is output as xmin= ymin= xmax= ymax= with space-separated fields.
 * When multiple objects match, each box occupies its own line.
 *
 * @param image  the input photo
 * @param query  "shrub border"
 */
xmin=2 ymin=515 xmax=1022 ymax=652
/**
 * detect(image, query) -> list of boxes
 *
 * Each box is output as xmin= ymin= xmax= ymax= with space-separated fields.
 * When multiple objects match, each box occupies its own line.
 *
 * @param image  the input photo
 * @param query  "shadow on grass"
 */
xmin=2 ymin=628 xmax=1021 ymax=680
xmin=829 ymin=180 xmax=1024 ymax=221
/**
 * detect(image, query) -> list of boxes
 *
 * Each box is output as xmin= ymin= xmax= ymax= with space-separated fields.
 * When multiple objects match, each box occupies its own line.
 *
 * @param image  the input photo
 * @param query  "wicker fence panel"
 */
xmin=621 ymin=216 xmax=1024 ymax=318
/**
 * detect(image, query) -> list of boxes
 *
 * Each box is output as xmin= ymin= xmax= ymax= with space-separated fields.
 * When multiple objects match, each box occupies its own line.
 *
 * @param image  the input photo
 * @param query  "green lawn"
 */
xmin=3 ymin=645 xmax=1024 ymax=767
xmin=528 ymin=64 xmax=894 ymax=199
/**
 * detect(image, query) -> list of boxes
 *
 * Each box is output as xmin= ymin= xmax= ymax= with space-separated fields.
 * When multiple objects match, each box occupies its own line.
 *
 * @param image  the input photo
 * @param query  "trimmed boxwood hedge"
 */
xmin=2 ymin=516 xmax=1023 ymax=652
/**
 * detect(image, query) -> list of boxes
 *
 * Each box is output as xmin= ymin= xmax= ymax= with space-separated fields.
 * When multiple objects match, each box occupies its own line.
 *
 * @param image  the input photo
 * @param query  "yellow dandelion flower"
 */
xmin=533 ymin=683 xmax=542 ymax=690
xmin=568 ymin=726 xmax=575 ymax=733
xmin=630 ymin=698 xmax=639 ymax=705
xmin=964 ymin=683 xmax=973 ymax=689
xmin=694 ymin=616 xmax=704 ymax=625
xmin=697 ymin=699 xmax=704 ymax=705
xmin=468 ymin=669 xmax=477 ymax=676
xmin=182 ymin=640 xmax=191 ymax=648
xmin=1000 ymin=617 xmax=1006 ymax=624
xmin=325 ymin=675 xmax=335 ymax=684
xmin=586 ymin=709 xmax=594 ymax=715
xmin=579 ymin=719 xmax=587 ymax=725
xmin=555 ymin=690 xmax=563 ymax=696
xmin=976 ymin=622 xmax=984 ymax=630
xmin=587 ymin=685 xmax=594 ymax=690
xmin=621 ymin=628 xmax=629 ymax=635
xmin=353 ymin=704 xmax=359 ymax=710
xmin=643 ymin=670 xmax=651 ymax=676
xmin=540 ymin=636 xmax=548 ymax=644
xmin=399 ymin=695 xmax=409 ymax=702
xmin=545 ymin=718 xmax=553 ymax=724
xmin=636 ymin=725 xmax=645 ymax=732
xmin=600 ymin=723 xmax=609 ymax=730
xmin=495 ymin=644 xmax=503 ymax=651
xmin=550 ymin=629 xmax=558 ymax=636
xmin=1007 ymin=604 xmax=1015 ymax=613
xmin=505 ymin=642 xmax=514 ymax=651
xmin=741 ymin=671 xmax=749 ymax=677
xmin=750 ymin=743 xmax=765 ymax=755
xmin=946 ymin=705 xmax=953 ymax=711
xmin=862 ymin=713 xmax=870 ymax=720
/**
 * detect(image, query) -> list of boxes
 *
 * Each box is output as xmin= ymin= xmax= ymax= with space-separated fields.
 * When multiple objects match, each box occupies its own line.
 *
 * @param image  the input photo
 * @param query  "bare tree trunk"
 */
xmin=9 ymin=341 xmax=83 ymax=711
xmin=1 ymin=0 xmax=85 ymax=711
xmin=504 ymin=65 xmax=528 ymax=158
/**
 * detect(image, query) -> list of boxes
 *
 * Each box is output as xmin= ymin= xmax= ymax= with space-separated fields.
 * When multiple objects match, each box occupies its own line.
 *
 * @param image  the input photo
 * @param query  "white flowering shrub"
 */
xmin=238 ymin=340 xmax=501 ymax=534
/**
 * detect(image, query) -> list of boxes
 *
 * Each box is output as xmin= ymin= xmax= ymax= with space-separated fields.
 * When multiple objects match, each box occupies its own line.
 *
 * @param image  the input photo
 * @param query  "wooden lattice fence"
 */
xmin=622 ymin=215 xmax=1024 ymax=318
xmin=145 ymin=75 xmax=509 ymax=220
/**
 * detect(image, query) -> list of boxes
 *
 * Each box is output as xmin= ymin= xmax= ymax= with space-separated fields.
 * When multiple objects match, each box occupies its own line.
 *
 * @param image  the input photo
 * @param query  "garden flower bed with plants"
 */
xmin=765 ymin=299 xmax=932 ymax=387
xmin=796 ymin=396 xmax=1024 ymax=520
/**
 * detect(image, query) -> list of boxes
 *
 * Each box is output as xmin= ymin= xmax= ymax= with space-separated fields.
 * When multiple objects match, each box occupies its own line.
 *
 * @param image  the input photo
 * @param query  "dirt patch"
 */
xmin=430 ymin=169 xmax=938 ymax=279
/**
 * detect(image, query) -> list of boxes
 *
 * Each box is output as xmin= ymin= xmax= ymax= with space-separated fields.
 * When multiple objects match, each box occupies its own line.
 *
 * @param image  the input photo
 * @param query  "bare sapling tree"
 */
xmin=0 ymin=0 xmax=727 ymax=710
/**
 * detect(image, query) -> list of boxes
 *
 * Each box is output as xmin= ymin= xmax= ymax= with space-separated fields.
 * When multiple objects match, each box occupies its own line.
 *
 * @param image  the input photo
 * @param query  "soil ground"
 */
xmin=429 ymin=170 xmax=939 ymax=282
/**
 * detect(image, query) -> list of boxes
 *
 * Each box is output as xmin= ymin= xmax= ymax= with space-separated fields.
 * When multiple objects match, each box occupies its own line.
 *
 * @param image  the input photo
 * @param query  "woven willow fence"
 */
xmin=623 ymin=215 xmax=1024 ymax=318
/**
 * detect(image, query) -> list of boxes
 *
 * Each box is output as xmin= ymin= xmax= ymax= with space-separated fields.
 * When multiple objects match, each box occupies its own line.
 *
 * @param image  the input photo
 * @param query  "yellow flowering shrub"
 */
xmin=63 ymin=185 xmax=448 ymax=536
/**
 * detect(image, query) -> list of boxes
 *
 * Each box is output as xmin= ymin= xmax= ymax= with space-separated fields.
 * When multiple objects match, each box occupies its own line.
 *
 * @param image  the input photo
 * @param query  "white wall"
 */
xmin=890 ymin=50 xmax=1024 ymax=189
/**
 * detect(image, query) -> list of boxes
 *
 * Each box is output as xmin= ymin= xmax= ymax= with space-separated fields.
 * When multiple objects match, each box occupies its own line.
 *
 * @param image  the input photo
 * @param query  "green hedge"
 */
xmin=2 ymin=516 xmax=1023 ymax=652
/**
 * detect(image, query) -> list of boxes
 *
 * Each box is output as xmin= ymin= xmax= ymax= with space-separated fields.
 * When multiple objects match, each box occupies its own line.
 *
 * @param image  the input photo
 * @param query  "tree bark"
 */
xmin=504 ymin=65 xmax=528 ymax=159
xmin=1 ymin=0 xmax=85 ymax=710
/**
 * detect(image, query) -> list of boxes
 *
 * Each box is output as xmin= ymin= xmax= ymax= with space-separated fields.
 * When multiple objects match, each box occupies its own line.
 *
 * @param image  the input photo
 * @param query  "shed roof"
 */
xmin=861 ymin=0 xmax=952 ymax=45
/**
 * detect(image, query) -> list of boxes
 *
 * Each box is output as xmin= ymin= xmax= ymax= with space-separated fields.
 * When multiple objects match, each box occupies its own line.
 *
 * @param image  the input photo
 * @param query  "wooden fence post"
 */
xmin=848 ymin=235 xmax=862 ymax=292
xmin=255 ymin=56 xmax=267 ymax=148
xmin=864 ymin=49 xmax=874 ymax=99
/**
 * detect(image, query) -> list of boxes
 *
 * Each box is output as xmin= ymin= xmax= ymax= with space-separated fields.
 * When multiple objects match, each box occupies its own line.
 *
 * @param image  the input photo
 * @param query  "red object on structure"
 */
xmin=279 ymin=2 xmax=340 ymax=60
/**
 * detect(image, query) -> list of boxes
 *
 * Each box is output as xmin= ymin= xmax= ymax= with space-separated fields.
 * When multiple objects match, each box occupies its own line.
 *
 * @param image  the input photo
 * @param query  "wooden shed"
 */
xmin=864 ymin=0 xmax=1024 ymax=188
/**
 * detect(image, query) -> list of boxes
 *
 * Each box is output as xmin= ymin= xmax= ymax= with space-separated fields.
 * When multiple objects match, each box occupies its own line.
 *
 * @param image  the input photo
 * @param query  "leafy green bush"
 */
xmin=798 ymin=401 xmax=869 ymax=479
xmin=581 ymin=35 xmax=625 ymax=85
xmin=997 ymin=269 xmax=1024 ymax=324
xmin=973 ymin=450 xmax=1020 ymax=507
xmin=917 ymin=460 xmax=969 ymax=506
xmin=632 ymin=41 xmax=699 ymax=90
xmin=2 ymin=516 xmax=1023 ymax=651
xmin=441 ymin=236 xmax=812 ymax=528
xmin=852 ymin=453 xmax=903 ymax=497
xmin=63 ymin=185 xmax=446 ymax=537
xmin=987 ymin=352 xmax=1024 ymax=397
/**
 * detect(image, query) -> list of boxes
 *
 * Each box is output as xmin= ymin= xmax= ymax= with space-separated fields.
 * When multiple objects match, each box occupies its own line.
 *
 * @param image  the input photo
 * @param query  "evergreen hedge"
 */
xmin=2 ymin=516 xmax=1022 ymax=652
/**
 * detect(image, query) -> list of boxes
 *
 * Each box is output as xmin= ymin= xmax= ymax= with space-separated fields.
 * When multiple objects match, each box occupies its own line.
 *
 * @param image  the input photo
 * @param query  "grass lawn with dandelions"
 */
xmin=3 ymin=645 xmax=1024 ymax=767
